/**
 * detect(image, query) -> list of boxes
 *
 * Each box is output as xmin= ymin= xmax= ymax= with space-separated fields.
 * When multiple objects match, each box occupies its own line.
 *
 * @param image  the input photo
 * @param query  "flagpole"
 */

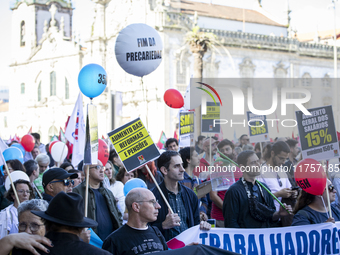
xmin=1 ymin=154 xmax=20 ymax=206
xmin=84 ymin=165 xmax=90 ymax=217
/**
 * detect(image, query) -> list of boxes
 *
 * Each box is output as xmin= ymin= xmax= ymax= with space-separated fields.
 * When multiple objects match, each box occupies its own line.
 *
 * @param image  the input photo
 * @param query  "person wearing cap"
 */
xmin=12 ymin=192 xmax=111 ymax=255
xmin=42 ymin=168 xmax=78 ymax=203
xmin=73 ymin=160 xmax=122 ymax=241
xmin=103 ymin=188 xmax=168 ymax=254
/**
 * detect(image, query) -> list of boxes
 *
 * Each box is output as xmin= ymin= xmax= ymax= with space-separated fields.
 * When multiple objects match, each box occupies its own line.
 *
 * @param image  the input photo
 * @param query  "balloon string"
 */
xmin=321 ymin=196 xmax=330 ymax=219
xmin=141 ymin=77 xmax=148 ymax=129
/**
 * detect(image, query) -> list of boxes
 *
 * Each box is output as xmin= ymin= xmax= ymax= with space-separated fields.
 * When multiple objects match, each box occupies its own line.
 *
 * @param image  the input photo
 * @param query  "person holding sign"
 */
xmin=292 ymin=179 xmax=340 ymax=226
xmin=223 ymin=151 xmax=292 ymax=228
xmin=151 ymin=151 xmax=211 ymax=241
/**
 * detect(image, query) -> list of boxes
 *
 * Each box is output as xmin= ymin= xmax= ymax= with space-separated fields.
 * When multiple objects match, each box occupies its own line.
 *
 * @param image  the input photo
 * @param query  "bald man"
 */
xmin=102 ymin=188 xmax=168 ymax=254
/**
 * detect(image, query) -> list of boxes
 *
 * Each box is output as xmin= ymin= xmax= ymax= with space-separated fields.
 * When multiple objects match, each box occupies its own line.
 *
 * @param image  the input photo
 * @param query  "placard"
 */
xmin=108 ymin=118 xmax=160 ymax=171
xmin=179 ymin=111 xmax=195 ymax=147
xmin=296 ymin=105 xmax=339 ymax=161
xmin=201 ymin=102 xmax=220 ymax=133
xmin=247 ymin=111 xmax=270 ymax=143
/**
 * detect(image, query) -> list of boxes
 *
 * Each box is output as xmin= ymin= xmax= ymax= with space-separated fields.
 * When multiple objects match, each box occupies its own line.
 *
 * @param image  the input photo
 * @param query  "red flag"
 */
xmin=27 ymin=126 xmax=32 ymax=134
xmin=292 ymin=131 xmax=295 ymax=139
xmin=157 ymin=131 xmax=167 ymax=149
xmin=102 ymin=135 xmax=105 ymax=139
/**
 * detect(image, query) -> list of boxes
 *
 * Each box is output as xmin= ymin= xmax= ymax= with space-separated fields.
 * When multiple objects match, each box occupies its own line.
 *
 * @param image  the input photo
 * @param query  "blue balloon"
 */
xmin=11 ymin=143 xmax=26 ymax=157
xmin=3 ymin=147 xmax=24 ymax=163
xmin=123 ymin=178 xmax=147 ymax=196
xmin=78 ymin=64 xmax=107 ymax=99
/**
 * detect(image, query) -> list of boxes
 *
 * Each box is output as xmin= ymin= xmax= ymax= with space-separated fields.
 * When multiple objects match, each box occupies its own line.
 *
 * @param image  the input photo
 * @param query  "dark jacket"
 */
xmin=42 ymin=193 xmax=53 ymax=203
xmin=73 ymin=181 xmax=122 ymax=235
xmin=150 ymin=181 xmax=200 ymax=241
xmin=0 ymin=185 xmax=11 ymax=210
xmin=12 ymin=231 xmax=111 ymax=255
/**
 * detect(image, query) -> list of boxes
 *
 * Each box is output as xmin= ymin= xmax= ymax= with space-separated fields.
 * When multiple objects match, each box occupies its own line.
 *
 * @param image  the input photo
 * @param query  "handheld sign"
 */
xmin=108 ymin=118 xmax=160 ymax=172
xmin=247 ymin=112 xmax=270 ymax=143
xmin=201 ymin=102 xmax=220 ymax=133
xmin=179 ymin=111 xmax=195 ymax=147
xmin=296 ymin=105 xmax=339 ymax=161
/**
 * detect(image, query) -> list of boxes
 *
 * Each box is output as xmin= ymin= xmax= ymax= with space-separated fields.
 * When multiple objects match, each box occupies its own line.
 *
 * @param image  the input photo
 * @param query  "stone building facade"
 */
xmin=1 ymin=0 xmax=339 ymax=142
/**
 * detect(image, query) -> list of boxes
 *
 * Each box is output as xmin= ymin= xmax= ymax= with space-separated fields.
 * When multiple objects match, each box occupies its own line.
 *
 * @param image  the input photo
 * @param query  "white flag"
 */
xmin=65 ymin=93 xmax=85 ymax=168
xmin=0 ymin=137 xmax=8 ymax=166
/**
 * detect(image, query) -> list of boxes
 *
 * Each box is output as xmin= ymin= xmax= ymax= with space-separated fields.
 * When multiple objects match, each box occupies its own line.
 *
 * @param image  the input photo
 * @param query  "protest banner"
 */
xmin=108 ymin=117 xmax=160 ymax=172
xmin=296 ymin=105 xmax=339 ymax=161
xmin=84 ymin=104 xmax=99 ymax=165
xmin=167 ymin=222 xmax=340 ymax=255
xmin=202 ymin=102 xmax=220 ymax=133
xmin=179 ymin=111 xmax=195 ymax=147
xmin=247 ymin=112 xmax=270 ymax=143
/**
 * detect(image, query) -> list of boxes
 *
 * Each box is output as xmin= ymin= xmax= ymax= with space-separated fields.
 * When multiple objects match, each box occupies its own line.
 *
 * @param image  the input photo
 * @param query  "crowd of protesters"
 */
xmin=0 ymin=132 xmax=339 ymax=254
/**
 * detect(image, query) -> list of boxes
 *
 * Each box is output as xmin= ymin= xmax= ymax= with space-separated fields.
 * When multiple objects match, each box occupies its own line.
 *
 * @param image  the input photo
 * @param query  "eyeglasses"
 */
xmin=90 ymin=165 xmax=104 ymax=171
xmin=136 ymin=200 xmax=159 ymax=207
xmin=328 ymin=185 xmax=335 ymax=192
xmin=17 ymin=190 xmax=32 ymax=195
xmin=18 ymin=222 xmax=44 ymax=232
xmin=49 ymin=179 xmax=74 ymax=186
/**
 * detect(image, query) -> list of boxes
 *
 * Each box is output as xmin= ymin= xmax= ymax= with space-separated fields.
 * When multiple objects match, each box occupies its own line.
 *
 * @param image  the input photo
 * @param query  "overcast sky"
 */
xmin=0 ymin=0 xmax=339 ymax=89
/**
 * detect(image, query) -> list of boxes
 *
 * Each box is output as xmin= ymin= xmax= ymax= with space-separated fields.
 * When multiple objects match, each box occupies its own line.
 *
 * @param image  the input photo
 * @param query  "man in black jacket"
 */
xmin=151 ymin=151 xmax=210 ymax=241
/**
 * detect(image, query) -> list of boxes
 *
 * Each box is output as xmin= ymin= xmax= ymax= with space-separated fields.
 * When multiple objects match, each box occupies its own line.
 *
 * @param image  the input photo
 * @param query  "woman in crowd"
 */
xmin=136 ymin=161 xmax=163 ymax=190
xmin=115 ymin=167 xmax=137 ymax=185
xmin=0 ymin=199 xmax=51 ymax=255
xmin=292 ymin=179 xmax=340 ymax=225
xmin=3 ymin=160 xmax=26 ymax=181
xmin=0 ymin=179 xmax=34 ymax=238
xmin=60 ymin=162 xmax=74 ymax=171
xmin=104 ymin=160 xmax=125 ymax=215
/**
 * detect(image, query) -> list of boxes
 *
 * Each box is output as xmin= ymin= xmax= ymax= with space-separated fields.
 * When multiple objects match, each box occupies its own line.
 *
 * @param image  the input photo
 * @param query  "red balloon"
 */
xmin=294 ymin=158 xmax=327 ymax=195
xmin=21 ymin=134 xmax=35 ymax=152
xmin=49 ymin=141 xmax=58 ymax=153
xmin=98 ymin=139 xmax=109 ymax=166
xmin=163 ymin=89 xmax=184 ymax=109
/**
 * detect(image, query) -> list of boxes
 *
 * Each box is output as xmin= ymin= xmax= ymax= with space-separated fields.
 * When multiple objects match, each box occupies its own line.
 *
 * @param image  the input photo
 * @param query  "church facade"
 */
xmin=1 ymin=0 xmax=338 ymax=142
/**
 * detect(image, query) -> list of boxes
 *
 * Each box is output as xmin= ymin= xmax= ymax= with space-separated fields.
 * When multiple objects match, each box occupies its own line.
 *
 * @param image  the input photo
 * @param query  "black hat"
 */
xmin=31 ymin=192 xmax=98 ymax=228
xmin=42 ymin=168 xmax=78 ymax=189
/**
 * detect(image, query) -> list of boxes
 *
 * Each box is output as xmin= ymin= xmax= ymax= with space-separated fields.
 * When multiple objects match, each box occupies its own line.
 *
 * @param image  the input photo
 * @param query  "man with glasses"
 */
xmin=258 ymin=141 xmax=297 ymax=213
xmin=239 ymin=134 xmax=250 ymax=147
xmin=223 ymin=150 xmax=292 ymax=228
xmin=103 ymin=188 xmax=168 ymax=254
xmin=42 ymin=168 xmax=78 ymax=203
xmin=73 ymin=160 xmax=122 ymax=241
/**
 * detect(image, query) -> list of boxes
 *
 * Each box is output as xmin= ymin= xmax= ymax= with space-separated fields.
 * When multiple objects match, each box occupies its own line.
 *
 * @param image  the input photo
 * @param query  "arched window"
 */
xmin=65 ymin=78 xmax=69 ymax=99
xmin=21 ymin=83 xmax=25 ymax=94
xmin=50 ymin=71 xmax=56 ymax=96
xmin=38 ymin=81 xmax=41 ymax=101
xmin=20 ymin=21 xmax=25 ymax=47
xmin=302 ymin=73 xmax=312 ymax=86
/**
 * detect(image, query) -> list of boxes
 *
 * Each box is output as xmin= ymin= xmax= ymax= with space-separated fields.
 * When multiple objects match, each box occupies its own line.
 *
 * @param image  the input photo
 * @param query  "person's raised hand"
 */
xmin=7 ymin=233 xmax=52 ymax=255
xmin=325 ymin=217 xmax=335 ymax=223
xmin=162 ymin=209 xmax=181 ymax=229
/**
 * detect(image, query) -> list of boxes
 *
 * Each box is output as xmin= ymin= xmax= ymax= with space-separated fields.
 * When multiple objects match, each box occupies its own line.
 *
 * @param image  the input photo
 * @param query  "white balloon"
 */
xmin=183 ymin=84 xmax=204 ymax=110
xmin=115 ymin=23 xmax=163 ymax=77
xmin=51 ymin=142 xmax=68 ymax=163
xmin=5 ymin=171 xmax=30 ymax=191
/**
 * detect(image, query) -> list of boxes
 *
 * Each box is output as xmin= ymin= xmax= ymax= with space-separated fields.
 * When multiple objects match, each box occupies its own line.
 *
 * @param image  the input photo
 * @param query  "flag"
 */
xmin=0 ymin=137 xmax=8 ymax=166
xmin=65 ymin=93 xmax=85 ymax=167
xmin=13 ymin=134 xmax=20 ymax=142
xmin=292 ymin=131 xmax=295 ymax=139
xmin=214 ymin=126 xmax=223 ymax=142
xmin=51 ymin=135 xmax=59 ymax=142
xmin=59 ymin=127 xmax=66 ymax=143
xmin=157 ymin=131 xmax=167 ymax=149
xmin=27 ymin=126 xmax=32 ymax=134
